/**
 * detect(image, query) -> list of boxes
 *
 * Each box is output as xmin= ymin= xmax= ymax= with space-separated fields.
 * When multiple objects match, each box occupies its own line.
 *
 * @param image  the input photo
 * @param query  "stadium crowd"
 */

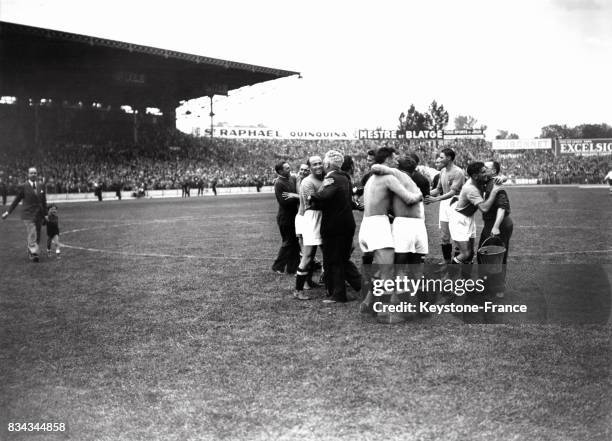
xmin=1 ymin=126 xmax=610 ymax=195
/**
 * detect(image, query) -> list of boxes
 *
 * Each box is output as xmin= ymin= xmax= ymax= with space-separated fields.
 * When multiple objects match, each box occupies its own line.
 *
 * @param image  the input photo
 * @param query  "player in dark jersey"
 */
xmin=478 ymin=160 xmax=513 ymax=298
xmin=271 ymin=161 xmax=300 ymax=274
xmin=406 ymin=152 xmax=430 ymax=198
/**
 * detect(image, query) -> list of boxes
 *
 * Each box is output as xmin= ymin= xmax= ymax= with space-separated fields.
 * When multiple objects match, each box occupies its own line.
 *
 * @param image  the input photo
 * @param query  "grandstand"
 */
xmin=2 ymin=21 xmax=610 ymax=200
xmin=0 ymin=20 xmax=298 ymax=195
xmin=2 ymin=21 xmax=610 ymax=201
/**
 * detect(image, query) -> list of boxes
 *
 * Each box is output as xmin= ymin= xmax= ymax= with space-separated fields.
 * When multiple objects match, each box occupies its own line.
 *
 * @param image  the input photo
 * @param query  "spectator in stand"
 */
xmin=115 ymin=180 xmax=122 ymax=200
xmin=181 ymin=177 xmax=190 ymax=198
xmin=196 ymin=177 xmax=204 ymax=196
xmin=1 ymin=133 xmax=609 ymax=194
xmin=255 ymin=176 xmax=263 ymax=192
xmin=94 ymin=181 xmax=103 ymax=201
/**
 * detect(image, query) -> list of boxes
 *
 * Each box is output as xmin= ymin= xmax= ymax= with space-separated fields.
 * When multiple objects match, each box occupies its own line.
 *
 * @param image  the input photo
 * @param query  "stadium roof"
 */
xmin=0 ymin=21 xmax=300 ymax=110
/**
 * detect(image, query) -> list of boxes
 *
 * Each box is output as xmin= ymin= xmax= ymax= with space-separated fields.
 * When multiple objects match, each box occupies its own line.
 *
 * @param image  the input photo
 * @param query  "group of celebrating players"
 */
xmin=271 ymin=146 xmax=513 ymax=321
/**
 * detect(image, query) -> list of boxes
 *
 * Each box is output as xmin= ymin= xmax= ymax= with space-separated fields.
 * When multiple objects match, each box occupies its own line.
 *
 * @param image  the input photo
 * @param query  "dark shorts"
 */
xmin=47 ymin=223 xmax=60 ymax=237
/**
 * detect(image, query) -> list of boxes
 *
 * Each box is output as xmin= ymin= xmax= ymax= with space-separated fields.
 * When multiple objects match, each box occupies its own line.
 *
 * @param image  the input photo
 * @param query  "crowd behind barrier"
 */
xmin=0 ymin=127 xmax=610 ymax=195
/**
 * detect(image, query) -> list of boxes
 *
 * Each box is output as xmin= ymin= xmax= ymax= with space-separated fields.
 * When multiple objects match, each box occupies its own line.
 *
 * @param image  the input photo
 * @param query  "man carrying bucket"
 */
xmin=478 ymin=160 xmax=513 ymax=298
xmin=448 ymin=162 xmax=502 ymax=268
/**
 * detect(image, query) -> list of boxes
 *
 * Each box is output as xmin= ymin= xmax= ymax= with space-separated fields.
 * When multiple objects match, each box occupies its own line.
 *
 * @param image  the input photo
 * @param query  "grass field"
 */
xmin=1 ymin=186 xmax=611 ymax=441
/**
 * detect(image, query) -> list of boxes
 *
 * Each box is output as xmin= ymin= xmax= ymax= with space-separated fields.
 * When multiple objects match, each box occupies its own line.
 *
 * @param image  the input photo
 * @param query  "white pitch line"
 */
xmin=520 ymin=249 xmax=612 ymax=256
xmin=60 ymin=217 xmax=275 ymax=260
xmin=61 ymin=216 xmax=268 ymax=235
xmin=57 ymin=216 xmax=612 ymax=260
xmin=62 ymin=222 xmax=153 ymax=235
xmin=516 ymin=225 xmax=605 ymax=229
xmin=61 ymin=241 xmax=612 ymax=260
xmin=60 ymin=243 xmax=271 ymax=260
xmin=61 ymin=217 xmax=201 ymax=235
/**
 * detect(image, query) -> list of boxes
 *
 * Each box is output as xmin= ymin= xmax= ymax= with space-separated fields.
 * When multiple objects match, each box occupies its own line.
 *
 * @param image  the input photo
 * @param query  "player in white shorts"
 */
xmin=294 ymin=212 xmax=304 ymax=239
xmin=448 ymin=209 xmax=477 ymax=242
xmin=293 ymin=156 xmax=325 ymax=300
xmin=393 ymin=217 xmax=428 ymax=255
xmin=373 ymin=157 xmax=429 ymax=261
xmin=450 ymin=162 xmax=502 ymax=264
xmin=366 ymin=156 xmax=427 ymax=322
xmin=359 ymin=148 xmax=423 ymax=317
xmin=301 ymin=210 xmax=322 ymax=247
xmin=359 ymin=148 xmax=422 ymax=262
xmin=293 ymin=163 xmax=310 ymax=247
xmin=424 ymin=148 xmax=465 ymax=264
xmin=358 ymin=214 xmax=394 ymax=254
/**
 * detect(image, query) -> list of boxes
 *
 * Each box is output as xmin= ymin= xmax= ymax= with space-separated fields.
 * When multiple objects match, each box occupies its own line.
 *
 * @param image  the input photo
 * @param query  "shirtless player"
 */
xmin=370 ymin=156 xmax=428 ymax=322
xmin=373 ymin=156 xmax=427 ymax=263
xmin=358 ymin=148 xmax=423 ymax=314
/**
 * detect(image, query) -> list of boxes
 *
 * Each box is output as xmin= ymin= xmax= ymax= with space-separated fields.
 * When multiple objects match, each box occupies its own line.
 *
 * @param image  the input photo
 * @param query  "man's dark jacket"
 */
xmin=7 ymin=181 xmax=47 ymax=221
xmin=310 ymin=170 xmax=355 ymax=236
xmin=274 ymin=175 xmax=299 ymax=223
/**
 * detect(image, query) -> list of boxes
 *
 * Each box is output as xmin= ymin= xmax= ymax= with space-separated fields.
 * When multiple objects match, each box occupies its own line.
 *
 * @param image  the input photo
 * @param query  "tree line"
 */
xmin=397 ymin=101 xmax=612 ymax=139
xmin=398 ymin=101 xmax=487 ymax=134
xmin=539 ymin=123 xmax=612 ymax=139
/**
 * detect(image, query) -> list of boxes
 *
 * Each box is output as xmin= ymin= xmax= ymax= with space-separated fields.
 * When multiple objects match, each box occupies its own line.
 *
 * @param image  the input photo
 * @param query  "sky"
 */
xmin=2 ymin=0 xmax=611 ymax=139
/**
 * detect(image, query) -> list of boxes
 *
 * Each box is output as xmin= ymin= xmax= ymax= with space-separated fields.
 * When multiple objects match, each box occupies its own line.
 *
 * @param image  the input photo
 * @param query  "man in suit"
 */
xmin=310 ymin=150 xmax=361 ymax=303
xmin=0 ymin=176 xmax=7 ymax=206
xmin=271 ymin=161 xmax=300 ymax=275
xmin=194 ymin=177 xmax=201 ymax=196
xmin=2 ymin=167 xmax=48 ymax=262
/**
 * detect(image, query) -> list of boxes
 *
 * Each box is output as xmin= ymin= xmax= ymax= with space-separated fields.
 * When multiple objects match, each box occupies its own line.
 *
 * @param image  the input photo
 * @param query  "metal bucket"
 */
xmin=477 ymin=236 xmax=506 ymax=274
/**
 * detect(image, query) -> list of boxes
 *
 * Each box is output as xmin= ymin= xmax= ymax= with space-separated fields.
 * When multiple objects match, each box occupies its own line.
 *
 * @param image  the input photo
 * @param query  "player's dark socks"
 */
xmin=441 ymin=244 xmax=453 ymax=262
xmin=307 ymin=257 xmax=318 ymax=274
xmin=305 ymin=268 xmax=319 ymax=288
xmin=295 ymin=267 xmax=308 ymax=291
xmin=304 ymin=249 xmax=320 ymax=287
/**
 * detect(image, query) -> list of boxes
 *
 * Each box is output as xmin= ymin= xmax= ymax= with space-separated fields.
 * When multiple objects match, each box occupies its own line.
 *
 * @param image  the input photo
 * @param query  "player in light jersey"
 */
xmin=424 ymin=148 xmax=465 ymax=264
xmin=293 ymin=156 xmax=324 ymax=300
xmin=294 ymin=163 xmax=311 ymax=251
